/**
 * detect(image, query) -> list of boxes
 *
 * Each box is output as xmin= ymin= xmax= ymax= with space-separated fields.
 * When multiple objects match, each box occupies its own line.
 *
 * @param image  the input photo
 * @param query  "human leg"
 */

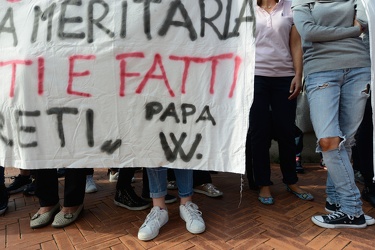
xmin=270 ymin=77 xmax=312 ymax=200
xmin=7 ymin=169 xmax=32 ymax=194
xmin=31 ymin=169 xmax=60 ymax=228
xmin=174 ymin=169 xmax=205 ymax=234
xmin=114 ymin=168 xmax=150 ymax=210
xmin=142 ymin=168 xmax=176 ymax=203
xmin=51 ymin=168 xmax=86 ymax=228
xmin=138 ymin=167 xmax=169 ymax=241
xmin=85 ymin=168 xmax=97 ymax=193
xmin=306 ymin=68 xmax=370 ymax=227
xmin=295 ymin=126 xmax=305 ymax=173
xmin=249 ymin=76 xmax=273 ymax=202
xmin=270 ymin=76 xmax=298 ymax=185
xmin=355 ymin=98 xmax=375 ymax=206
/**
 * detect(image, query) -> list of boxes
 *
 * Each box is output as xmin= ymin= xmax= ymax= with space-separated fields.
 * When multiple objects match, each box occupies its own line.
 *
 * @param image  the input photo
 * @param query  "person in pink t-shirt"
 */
xmin=245 ymin=0 xmax=313 ymax=205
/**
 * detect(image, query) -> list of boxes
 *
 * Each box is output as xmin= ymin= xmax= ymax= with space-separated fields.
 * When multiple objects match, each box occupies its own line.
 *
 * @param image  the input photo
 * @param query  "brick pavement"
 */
xmin=1 ymin=164 xmax=375 ymax=249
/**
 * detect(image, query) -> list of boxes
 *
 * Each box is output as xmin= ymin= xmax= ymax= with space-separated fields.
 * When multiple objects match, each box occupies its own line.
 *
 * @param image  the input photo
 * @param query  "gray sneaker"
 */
xmin=138 ymin=206 xmax=168 ymax=241
xmin=179 ymin=201 xmax=205 ymax=234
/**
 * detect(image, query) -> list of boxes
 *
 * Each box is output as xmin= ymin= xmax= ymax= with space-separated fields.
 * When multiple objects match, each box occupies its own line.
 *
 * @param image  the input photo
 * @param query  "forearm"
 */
xmin=290 ymin=25 xmax=303 ymax=78
xmin=293 ymin=5 xmax=362 ymax=42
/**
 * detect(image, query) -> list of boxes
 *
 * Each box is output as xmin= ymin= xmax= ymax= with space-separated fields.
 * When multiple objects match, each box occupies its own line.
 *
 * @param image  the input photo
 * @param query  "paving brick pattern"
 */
xmin=2 ymin=164 xmax=375 ymax=249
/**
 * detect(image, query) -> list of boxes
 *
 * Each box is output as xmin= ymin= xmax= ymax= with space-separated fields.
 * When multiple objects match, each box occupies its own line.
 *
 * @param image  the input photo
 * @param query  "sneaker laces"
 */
xmin=327 ymin=211 xmax=353 ymax=220
xmin=185 ymin=202 xmax=203 ymax=220
xmin=86 ymin=176 xmax=95 ymax=186
xmin=142 ymin=207 xmax=165 ymax=228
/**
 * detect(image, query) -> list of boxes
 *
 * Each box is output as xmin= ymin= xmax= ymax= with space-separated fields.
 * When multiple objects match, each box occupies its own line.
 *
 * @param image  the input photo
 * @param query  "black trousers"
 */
xmin=247 ymin=76 xmax=298 ymax=186
xmin=35 ymin=168 xmax=86 ymax=207
xmin=353 ymin=98 xmax=374 ymax=187
xmin=116 ymin=168 xmax=150 ymax=197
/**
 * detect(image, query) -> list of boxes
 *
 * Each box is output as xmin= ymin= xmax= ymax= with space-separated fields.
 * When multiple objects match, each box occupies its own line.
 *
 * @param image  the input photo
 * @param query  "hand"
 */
xmin=354 ymin=19 xmax=363 ymax=32
xmin=288 ymin=76 xmax=302 ymax=100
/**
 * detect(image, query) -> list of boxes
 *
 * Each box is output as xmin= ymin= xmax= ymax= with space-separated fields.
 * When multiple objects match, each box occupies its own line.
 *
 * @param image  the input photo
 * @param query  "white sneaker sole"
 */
xmin=325 ymin=208 xmax=375 ymax=226
xmin=311 ymin=216 xmax=367 ymax=229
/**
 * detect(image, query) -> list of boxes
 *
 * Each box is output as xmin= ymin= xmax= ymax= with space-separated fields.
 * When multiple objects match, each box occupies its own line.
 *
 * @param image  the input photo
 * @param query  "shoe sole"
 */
xmin=85 ymin=189 xmax=98 ymax=194
xmin=311 ymin=217 xmax=367 ymax=229
xmin=138 ymin=219 xmax=168 ymax=241
xmin=193 ymin=189 xmax=223 ymax=197
xmin=114 ymin=200 xmax=150 ymax=211
xmin=0 ymin=207 xmax=7 ymax=215
xmin=179 ymin=212 xmax=205 ymax=234
xmin=324 ymin=208 xmax=375 ymax=226
xmin=7 ymin=185 xmax=29 ymax=194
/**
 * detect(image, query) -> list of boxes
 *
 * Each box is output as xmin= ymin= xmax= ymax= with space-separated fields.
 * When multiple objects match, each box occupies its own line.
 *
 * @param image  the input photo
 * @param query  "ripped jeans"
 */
xmin=305 ymin=67 xmax=371 ymax=217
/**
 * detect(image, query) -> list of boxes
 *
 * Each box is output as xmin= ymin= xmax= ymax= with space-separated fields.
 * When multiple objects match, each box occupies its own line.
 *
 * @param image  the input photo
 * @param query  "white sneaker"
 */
xmin=179 ymin=201 xmax=205 ymax=234
xmin=109 ymin=171 xmax=119 ymax=182
xmin=138 ymin=206 xmax=168 ymax=241
xmin=85 ymin=175 xmax=98 ymax=193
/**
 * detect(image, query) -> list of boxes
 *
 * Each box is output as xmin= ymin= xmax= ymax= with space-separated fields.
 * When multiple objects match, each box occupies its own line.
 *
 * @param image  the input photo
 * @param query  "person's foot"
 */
xmin=0 ymin=184 xmax=9 ymax=215
xmin=258 ymin=186 xmax=274 ymax=205
xmin=114 ymin=188 xmax=150 ymax=210
xmin=312 ymin=210 xmax=366 ymax=229
xmin=23 ymin=179 xmax=36 ymax=196
xmin=109 ymin=171 xmax=119 ymax=183
xmin=138 ymin=206 xmax=168 ymax=241
xmin=193 ymin=183 xmax=223 ymax=197
xmin=6 ymin=174 xmax=32 ymax=194
xmin=85 ymin=175 xmax=98 ymax=193
xmin=286 ymin=184 xmax=314 ymax=200
xmin=30 ymin=204 xmax=60 ymax=229
xmin=179 ymin=201 xmax=205 ymax=234
xmin=51 ymin=205 xmax=84 ymax=228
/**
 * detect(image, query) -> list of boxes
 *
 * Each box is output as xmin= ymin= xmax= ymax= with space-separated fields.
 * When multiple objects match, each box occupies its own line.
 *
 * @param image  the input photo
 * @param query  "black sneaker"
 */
xmin=6 ymin=175 xmax=32 ymax=194
xmin=114 ymin=188 xmax=150 ymax=211
xmin=23 ymin=179 xmax=36 ymax=196
xmin=324 ymin=201 xmax=375 ymax=226
xmin=0 ymin=185 xmax=9 ymax=215
xmin=141 ymin=194 xmax=177 ymax=204
xmin=312 ymin=210 xmax=366 ymax=229
xmin=295 ymin=156 xmax=304 ymax=174
xmin=325 ymin=201 xmax=341 ymax=213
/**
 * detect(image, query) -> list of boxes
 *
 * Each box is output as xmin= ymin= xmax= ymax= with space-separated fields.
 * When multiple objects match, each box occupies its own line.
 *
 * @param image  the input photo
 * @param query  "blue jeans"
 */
xmin=305 ymin=67 xmax=371 ymax=216
xmin=147 ymin=167 xmax=193 ymax=198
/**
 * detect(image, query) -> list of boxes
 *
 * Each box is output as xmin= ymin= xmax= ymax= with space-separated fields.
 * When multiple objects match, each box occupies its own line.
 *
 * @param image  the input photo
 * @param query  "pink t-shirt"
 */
xmin=255 ymin=0 xmax=295 ymax=77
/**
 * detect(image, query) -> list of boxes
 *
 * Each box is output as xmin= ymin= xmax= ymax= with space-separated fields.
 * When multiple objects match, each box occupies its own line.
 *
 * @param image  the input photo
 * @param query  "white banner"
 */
xmin=0 ymin=0 xmax=255 ymax=174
